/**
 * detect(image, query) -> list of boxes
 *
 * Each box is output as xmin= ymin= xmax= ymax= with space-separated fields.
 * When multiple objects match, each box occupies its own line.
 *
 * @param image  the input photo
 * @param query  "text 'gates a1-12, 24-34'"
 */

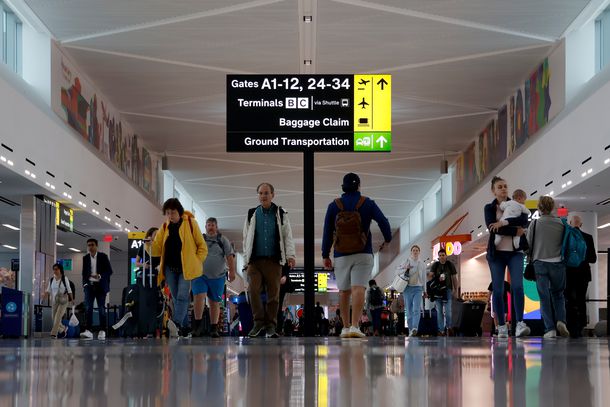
xmin=226 ymin=75 xmax=391 ymax=152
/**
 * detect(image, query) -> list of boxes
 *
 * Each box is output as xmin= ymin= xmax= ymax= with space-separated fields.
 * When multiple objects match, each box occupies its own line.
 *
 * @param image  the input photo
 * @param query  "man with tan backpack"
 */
xmin=322 ymin=173 xmax=392 ymax=338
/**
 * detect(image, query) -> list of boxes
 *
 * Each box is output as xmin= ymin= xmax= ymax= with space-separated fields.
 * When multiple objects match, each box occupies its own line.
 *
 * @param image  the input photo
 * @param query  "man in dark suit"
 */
xmin=81 ymin=238 xmax=113 ymax=339
xmin=565 ymin=216 xmax=597 ymax=338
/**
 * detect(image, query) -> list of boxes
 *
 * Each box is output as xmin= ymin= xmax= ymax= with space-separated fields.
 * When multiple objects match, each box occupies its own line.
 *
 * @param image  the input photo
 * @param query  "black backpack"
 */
xmin=369 ymin=286 xmax=383 ymax=307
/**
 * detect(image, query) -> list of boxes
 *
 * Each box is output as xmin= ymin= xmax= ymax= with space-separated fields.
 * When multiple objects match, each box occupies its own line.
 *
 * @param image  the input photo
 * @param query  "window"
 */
xmin=419 ymin=206 xmax=424 ymax=233
xmin=400 ymin=220 xmax=410 ymax=251
xmin=435 ymin=188 xmax=442 ymax=219
xmin=1 ymin=1 xmax=22 ymax=75
xmin=596 ymin=8 xmax=610 ymax=73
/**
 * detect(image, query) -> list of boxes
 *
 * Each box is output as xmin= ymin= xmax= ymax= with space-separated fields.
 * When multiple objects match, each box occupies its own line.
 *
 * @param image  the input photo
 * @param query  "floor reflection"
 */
xmin=0 ymin=337 xmax=608 ymax=406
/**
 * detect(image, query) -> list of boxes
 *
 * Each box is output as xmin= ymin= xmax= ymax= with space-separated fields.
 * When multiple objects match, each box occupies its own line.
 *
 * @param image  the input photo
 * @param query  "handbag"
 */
xmin=391 ymin=273 xmax=409 ymax=292
xmin=523 ymin=220 xmax=537 ymax=281
xmin=55 ymin=292 xmax=69 ymax=306
xmin=69 ymin=306 xmax=80 ymax=327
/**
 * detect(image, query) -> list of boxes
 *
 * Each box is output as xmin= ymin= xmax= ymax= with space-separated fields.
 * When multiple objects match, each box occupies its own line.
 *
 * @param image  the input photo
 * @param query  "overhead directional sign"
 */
xmin=226 ymin=74 xmax=391 ymax=152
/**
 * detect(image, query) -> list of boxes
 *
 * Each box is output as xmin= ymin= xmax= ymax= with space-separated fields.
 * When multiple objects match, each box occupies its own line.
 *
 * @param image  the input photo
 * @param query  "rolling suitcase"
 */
xmin=455 ymin=301 xmax=486 ymax=336
xmin=115 ymin=248 xmax=161 ymax=337
xmin=417 ymin=298 xmax=438 ymax=336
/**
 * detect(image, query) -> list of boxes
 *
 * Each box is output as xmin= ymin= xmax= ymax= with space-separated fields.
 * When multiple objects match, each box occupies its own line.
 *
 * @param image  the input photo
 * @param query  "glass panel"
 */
xmin=436 ymin=188 xmax=442 ymax=219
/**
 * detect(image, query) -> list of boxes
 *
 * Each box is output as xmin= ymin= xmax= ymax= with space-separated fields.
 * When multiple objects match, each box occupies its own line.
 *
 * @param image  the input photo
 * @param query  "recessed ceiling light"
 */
xmin=598 ymin=222 xmax=610 ymax=229
xmin=471 ymin=251 xmax=487 ymax=260
xmin=2 ymin=245 xmax=17 ymax=250
xmin=68 ymin=248 xmax=81 ymax=252
xmin=0 ymin=156 xmax=6 ymax=162
xmin=56 ymin=242 xmax=64 ymax=246
xmin=2 ymin=224 xmax=20 ymax=231
xmin=605 ymin=158 xmax=610 ymax=165
xmin=587 ymin=168 xmax=593 ymax=174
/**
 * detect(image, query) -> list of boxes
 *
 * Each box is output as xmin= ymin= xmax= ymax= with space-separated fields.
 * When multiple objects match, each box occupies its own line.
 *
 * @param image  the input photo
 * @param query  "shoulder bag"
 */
xmin=524 ymin=220 xmax=537 ymax=281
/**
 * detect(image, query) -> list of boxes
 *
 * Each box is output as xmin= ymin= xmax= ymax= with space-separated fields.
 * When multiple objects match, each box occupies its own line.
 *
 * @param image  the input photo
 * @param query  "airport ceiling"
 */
xmin=24 ymin=0 xmax=591 ymax=261
xmin=0 ymin=165 xmax=129 ymax=256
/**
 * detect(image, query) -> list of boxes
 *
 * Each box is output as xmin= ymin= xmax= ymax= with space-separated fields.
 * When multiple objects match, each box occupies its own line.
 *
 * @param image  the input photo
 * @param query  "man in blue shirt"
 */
xmin=322 ymin=173 xmax=392 ymax=338
xmin=243 ymin=183 xmax=296 ymax=338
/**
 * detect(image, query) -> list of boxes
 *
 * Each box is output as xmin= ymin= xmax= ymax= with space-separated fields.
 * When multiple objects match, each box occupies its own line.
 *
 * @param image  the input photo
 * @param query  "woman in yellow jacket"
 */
xmin=152 ymin=198 xmax=207 ymax=337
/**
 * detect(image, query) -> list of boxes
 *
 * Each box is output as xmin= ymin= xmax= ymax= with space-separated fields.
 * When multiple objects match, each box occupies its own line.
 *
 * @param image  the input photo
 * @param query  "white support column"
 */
xmin=18 ymin=196 xmax=36 ymax=295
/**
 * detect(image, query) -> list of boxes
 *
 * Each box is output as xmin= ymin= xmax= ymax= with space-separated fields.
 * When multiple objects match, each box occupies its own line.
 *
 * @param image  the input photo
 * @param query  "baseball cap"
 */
xmin=342 ymin=173 xmax=360 ymax=192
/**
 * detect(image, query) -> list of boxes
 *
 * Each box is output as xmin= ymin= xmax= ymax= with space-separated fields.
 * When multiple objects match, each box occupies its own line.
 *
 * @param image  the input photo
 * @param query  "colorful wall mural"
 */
xmin=453 ymin=42 xmax=565 ymax=201
xmin=51 ymin=43 xmax=160 ymax=203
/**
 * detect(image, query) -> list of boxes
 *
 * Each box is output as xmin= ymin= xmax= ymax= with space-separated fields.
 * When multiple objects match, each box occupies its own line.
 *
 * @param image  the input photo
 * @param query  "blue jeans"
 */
xmin=534 ymin=261 xmax=567 ymax=333
xmin=436 ymin=288 xmax=453 ymax=332
xmin=84 ymin=283 xmax=107 ymax=332
xmin=370 ymin=308 xmax=383 ymax=334
xmin=487 ymin=251 xmax=525 ymax=325
xmin=165 ymin=267 xmax=191 ymax=328
xmin=403 ymin=286 xmax=423 ymax=331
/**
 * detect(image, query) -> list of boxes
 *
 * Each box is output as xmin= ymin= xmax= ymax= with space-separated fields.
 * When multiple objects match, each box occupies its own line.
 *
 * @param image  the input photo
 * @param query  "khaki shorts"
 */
xmin=334 ymin=253 xmax=374 ymax=291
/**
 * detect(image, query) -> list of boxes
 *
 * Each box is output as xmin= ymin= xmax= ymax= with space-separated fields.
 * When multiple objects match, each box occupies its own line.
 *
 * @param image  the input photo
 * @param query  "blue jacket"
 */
xmin=484 ymin=198 xmax=529 ymax=259
xmin=322 ymin=191 xmax=392 ymax=258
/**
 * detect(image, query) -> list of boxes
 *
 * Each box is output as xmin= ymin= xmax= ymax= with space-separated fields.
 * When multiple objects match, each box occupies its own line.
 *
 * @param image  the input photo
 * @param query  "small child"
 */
xmin=494 ymin=189 xmax=529 ymax=249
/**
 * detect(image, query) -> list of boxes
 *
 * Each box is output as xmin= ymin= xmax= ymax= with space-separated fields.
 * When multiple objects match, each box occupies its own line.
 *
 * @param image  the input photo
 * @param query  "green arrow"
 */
xmin=377 ymin=78 xmax=388 ymax=90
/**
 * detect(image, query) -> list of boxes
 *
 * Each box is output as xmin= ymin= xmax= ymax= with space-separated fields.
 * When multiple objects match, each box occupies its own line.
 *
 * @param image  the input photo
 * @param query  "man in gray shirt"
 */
xmin=192 ymin=217 xmax=236 ymax=337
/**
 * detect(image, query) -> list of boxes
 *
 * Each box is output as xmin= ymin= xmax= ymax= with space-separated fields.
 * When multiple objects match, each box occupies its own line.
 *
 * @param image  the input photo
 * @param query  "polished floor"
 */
xmin=0 ymin=336 xmax=608 ymax=407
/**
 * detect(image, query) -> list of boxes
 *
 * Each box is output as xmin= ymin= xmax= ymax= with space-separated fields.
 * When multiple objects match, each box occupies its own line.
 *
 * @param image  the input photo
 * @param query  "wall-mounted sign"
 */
xmin=55 ymin=204 xmax=73 ymax=232
xmin=59 ymin=259 xmax=72 ymax=271
xmin=432 ymin=241 xmax=463 ymax=260
xmin=226 ymin=74 xmax=391 ymax=152
xmin=128 ymin=232 xmax=146 ymax=285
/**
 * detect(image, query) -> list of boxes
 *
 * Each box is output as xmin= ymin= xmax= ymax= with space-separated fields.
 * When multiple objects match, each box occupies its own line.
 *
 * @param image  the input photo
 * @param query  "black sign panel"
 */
xmin=227 ymin=75 xmax=355 ymax=152
xmin=57 ymin=204 xmax=73 ymax=232
xmin=289 ymin=270 xmax=319 ymax=293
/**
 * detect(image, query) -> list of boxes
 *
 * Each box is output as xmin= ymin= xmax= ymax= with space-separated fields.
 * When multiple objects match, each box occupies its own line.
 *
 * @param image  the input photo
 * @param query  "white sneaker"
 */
xmin=556 ymin=321 xmax=570 ymax=338
xmin=80 ymin=330 xmax=93 ymax=339
xmin=515 ymin=321 xmax=530 ymax=337
xmin=497 ymin=325 xmax=509 ymax=338
xmin=543 ymin=330 xmax=557 ymax=338
xmin=340 ymin=327 xmax=351 ymax=339
xmin=410 ymin=329 xmax=418 ymax=337
xmin=97 ymin=330 xmax=106 ymax=340
xmin=167 ymin=320 xmax=179 ymax=338
xmin=349 ymin=326 xmax=366 ymax=339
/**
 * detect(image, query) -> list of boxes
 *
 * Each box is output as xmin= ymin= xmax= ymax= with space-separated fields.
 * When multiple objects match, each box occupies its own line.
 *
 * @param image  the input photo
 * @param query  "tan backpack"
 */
xmin=333 ymin=196 xmax=368 ymax=254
